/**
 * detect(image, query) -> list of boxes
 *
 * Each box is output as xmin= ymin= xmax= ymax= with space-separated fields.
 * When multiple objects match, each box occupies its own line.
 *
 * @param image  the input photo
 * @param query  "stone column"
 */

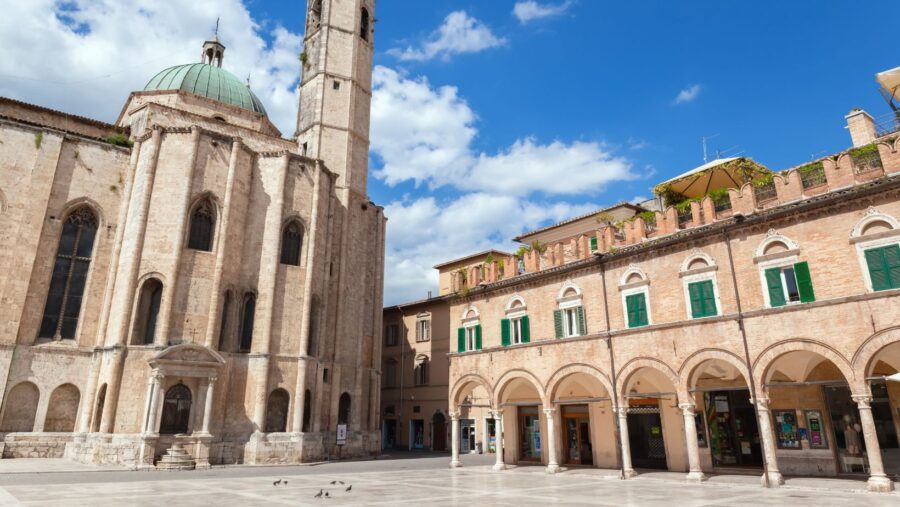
xmin=616 ymin=406 xmax=637 ymax=478
xmin=752 ymin=397 xmax=784 ymax=486
xmin=679 ymin=403 xmax=707 ymax=482
xmin=492 ymin=410 xmax=506 ymax=471
xmin=200 ymin=376 xmax=216 ymax=435
xmin=76 ymin=351 xmax=102 ymax=435
xmin=852 ymin=394 xmax=895 ymax=492
xmin=544 ymin=407 xmax=560 ymax=473
xmin=141 ymin=373 xmax=162 ymax=434
xmin=450 ymin=411 xmax=461 ymax=468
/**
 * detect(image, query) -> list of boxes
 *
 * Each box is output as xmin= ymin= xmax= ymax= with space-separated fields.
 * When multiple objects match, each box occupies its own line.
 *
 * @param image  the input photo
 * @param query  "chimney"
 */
xmin=845 ymin=108 xmax=878 ymax=147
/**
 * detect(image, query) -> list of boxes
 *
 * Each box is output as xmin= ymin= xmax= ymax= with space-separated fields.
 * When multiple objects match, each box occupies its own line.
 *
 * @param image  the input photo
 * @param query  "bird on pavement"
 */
xmin=273 ymin=479 xmax=281 ymax=486
xmin=324 ymin=491 xmax=330 ymax=498
xmin=345 ymin=485 xmax=352 ymax=492
xmin=330 ymin=480 xmax=337 ymax=485
xmin=314 ymin=489 xmax=323 ymax=498
xmin=338 ymin=481 xmax=345 ymax=485
xmin=283 ymin=481 xmax=288 ymax=485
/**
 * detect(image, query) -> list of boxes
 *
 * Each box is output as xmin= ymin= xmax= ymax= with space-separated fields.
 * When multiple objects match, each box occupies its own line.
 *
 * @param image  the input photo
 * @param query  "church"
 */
xmin=0 ymin=0 xmax=384 ymax=468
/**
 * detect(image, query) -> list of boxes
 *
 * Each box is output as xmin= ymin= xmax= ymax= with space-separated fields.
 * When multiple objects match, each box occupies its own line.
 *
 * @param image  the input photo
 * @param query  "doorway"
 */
xmin=382 ymin=419 xmax=396 ymax=449
xmin=432 ymin=412 xmax=447 ymax=451
xmin=627 ymin=404 xmax=667 ymax=469
xmin=518 ymin=405 xmax=542 ymax=462
xmin=460 ymin=419 xmax=476 ymax=453
xmin=562 ymin=404 xmax=592 ymax=465
xmin=411 ymin=419 xmax=424 ymax=449
xmin=704 ymin=390 xmax=762 ymax=468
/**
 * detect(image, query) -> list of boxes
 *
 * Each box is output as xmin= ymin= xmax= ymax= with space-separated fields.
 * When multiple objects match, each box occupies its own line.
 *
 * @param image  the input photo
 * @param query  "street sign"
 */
xmin=336 ymin=424 xmax=347 ymax=446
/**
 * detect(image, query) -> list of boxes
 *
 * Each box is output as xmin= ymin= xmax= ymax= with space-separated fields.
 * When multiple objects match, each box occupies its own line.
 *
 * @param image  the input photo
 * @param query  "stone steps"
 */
xmin=155 ymin=444 xmax=195 ymax=471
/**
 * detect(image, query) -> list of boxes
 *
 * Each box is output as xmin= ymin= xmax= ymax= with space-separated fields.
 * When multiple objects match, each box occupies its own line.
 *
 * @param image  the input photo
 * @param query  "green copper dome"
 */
xmin=144 ymin=63 xmax=267 ymax=116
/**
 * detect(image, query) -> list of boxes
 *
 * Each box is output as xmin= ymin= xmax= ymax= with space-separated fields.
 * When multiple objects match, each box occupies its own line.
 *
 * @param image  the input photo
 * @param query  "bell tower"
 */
xmin=296 ymin=0 xmax=375 ymax=198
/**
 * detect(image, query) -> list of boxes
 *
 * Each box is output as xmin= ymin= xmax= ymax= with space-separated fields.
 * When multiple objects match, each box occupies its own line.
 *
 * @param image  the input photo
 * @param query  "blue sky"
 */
xmin=1 ymin=1 xmax=897 ymax=305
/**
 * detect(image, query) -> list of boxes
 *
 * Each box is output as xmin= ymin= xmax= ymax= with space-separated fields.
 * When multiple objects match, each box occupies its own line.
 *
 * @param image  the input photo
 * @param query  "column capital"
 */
xmin=678 ymin=403 xmax=696 ymax=415
xmin=851 ymin=394 xmax=873 ymax=409
xmin=448 ymin=411 xmax=460 ymax=421
xmin=490 ymin=409 xmax=503 ymax=419
xmin=614 ymin=405 xmax=630 ymax=415
xmin=151 ymin=371 xmax=165 ymax=382
xmin=750 ymin=397 xmax=770 ymax=410
xmin=542 ymin=407 xmax=556 ymax=416
xmin=207 ymin=375 xmax=218 ymax=384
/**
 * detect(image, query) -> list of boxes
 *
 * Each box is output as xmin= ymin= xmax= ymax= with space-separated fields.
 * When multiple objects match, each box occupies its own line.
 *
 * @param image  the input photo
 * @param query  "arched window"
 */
xmin=265 ymin=389 xmax=290 ymax=433
xmin=132 ymin=279 xmax=163 ymax=345
xmin=239 ymin=293 xmax=256 ymax=352
xmin=0 ymin=381 xmax=40 ymax=432
xmin=280 ymin=221 xmax=303 ymax=266
xmin=338 ymin=392 xmax=351 ymax=425
xmin=217 ymin=290 xmax=233 ymax=351
xmin=44 ymin=383 xmax=80 ymax=432
xmin=302 ymin=389 xmax=312 ymax=432
xmin=187 ymin=198 xmax=215 ymax=251
xmin=360 ymin=8 xmax=370 ymax=41
xmin=414 ymin=356 xmax=429 ymax=386
xmin=39 ymin=207 xmax=99 ymax=340
xmin=160 ymin=384 xmax=192 ymax=434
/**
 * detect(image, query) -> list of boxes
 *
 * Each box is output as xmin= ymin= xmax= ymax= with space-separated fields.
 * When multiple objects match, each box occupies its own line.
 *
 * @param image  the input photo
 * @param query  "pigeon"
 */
xmin=330 ymin=480 xmax=337 ymax=485
xmin=345 ymin=485 xmax=352 ymax=492
xmin=338 ymin=481 xmax=345 ymax=485
xmin=324 ymin=491 xmax=330 ymax=498
xmin=273 ymin=479 xmax=281 ymax=486
xmin=283 ymin=481 xmax=288 ymax=486
xmin=314 ymin=489 xmax=323 ymax=498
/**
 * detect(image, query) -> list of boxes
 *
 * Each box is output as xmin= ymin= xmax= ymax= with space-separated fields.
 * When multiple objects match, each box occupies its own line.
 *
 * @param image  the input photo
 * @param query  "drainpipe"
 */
xmin=398 ymin=309 xmax=405 ymax=450
xmin=600 ymin=262 xmax=626 ymax=480
xmin=723 ymin=227 xmax=772 ymax=488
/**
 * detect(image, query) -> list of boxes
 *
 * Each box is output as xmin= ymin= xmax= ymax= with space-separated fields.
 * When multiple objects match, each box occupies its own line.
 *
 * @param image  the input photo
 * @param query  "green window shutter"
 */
xmin=701 ymin=281 xmax=717 ymax=316
xmin=590 ymin=236 xmax=598 ymax=252
xmin=765 ymin=268 xmax=786 ymax=307
xmin=627 ymin=293 xmax=648 ymax=327
xmin=475 ymin=324 xmax=483 ymax=350
xmin=457 ymin=327 xmax=465 ymax=353
xmin=500 ymin=318 xmax=510 ymax=347
xmin=688 ymin=282 xmax=703 ymax=318
xmin=793 ymin=261 xmax=815 ymax=303
xmin=521 ymin=315 xmax=530 ymax=343
xmin=866 ymin=248 xmax=891 ymax=291
xmin=576 ymin=306 xmax=586 ymax=336
xmin=885 ymin=245 xmax=900 ymax=289
xmin=553 ymin=309 xmax=563 ymax=338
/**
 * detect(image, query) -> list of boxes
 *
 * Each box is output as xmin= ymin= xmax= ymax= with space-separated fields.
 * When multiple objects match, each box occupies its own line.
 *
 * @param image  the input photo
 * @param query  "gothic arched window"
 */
xmin=39 ymin=207 xmax=99 ymax=340
xmin=265 ymin=389 xmax=290 ymax=433
xmin=187 ymin=198 xmax=215 ymax=251
xmin=160 ymin=384 xmax=192 ymax=434
xmin=217 ymin=290 xmax=233 ymax=351
xmin=239 ymin=293 xmax=256 ymax=352
xmin=302 ymin=389 xmax=312 ymax=432
xmin=360 ymin=8 xmax=370 ymax=41
xmin=338 ymin=392 xmax=351 ymax=425
xmin=280 ymin=221 xmax=303 ymax=266
xmin=132 ymin=278 xmax=163 ymax=345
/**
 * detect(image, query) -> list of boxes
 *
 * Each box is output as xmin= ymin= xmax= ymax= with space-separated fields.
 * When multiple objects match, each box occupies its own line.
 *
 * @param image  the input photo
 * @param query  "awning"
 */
xmin=654 ymin=157 xmax=771 ymax=200
xmin=877 ymin=66 xmax=900 ymax=101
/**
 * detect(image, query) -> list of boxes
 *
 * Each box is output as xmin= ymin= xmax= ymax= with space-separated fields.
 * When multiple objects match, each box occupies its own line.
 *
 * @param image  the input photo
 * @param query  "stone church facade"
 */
xmin=0 ymin=0 xmax=384 ymax=468
xmin=444 ymin=99 xmax=900 ymax=491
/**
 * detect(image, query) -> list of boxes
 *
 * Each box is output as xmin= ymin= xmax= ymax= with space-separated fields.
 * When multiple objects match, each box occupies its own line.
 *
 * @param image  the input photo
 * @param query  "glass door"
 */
xmin=518 ymin=406 xmax=541 ymax=462
xmin=562 ymin=404 xmax=592 ymax=465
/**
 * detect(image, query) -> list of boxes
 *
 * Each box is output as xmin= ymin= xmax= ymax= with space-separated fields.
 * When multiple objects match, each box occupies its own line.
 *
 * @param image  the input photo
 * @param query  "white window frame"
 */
xmin=460 ymin=305 xmax=480 ymax=352
xmin=511 ymin=316 xmax=524 ymax=344
xmin=464 ymin=325 xmax=477 ymax=351
xmin=621 ymin=285 xmax=652 ymax=328
xmin=756 ymin=253 xmax=803 ymax=308
xmin=562 ymin=307 xmax=579 ymax=337
xmin=416 ymin=318 xmax=430 ymax=342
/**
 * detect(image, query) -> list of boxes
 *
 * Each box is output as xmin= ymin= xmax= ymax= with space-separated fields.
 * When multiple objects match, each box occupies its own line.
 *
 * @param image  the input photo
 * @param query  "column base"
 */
xmin=492 ymin=462 xmax=507 ymax=471
xmin=546 ymin=464 xmax=560 ymax=474
xmin=449 ymin=459 xmax=462 ymax=468
xmin=866 ymin=475 xmax=895 ymax=493
xmin=685 ymin=470 xmax=707 ymax=482
xmin=760 ymin=471 xmax=784 ymax=487
xmin=622 ymin=469 xmax=637 ymax=479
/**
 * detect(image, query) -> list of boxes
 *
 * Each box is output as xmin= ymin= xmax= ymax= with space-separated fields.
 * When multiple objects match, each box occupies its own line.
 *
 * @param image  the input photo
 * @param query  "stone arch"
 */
xmin=59 ymin=196 xmax=106 ymax=230
xmin=44 ymin=383 xmax=81 ymax=432
xmin=616 ymin=357 xmax=685 ymax=403
xmin=131 ymin=276 xmax=164 ymax=345
xmin=849 ymin=206 xmax=898 ymax=238
xmin=460 ymin=304 xmax=480 ymax=320
xmin=0 ymin=381 xmax=40 ymax=432
xmin=754 ymin=229 xmax=800 ymax=257
xmin=752 ymin=339 xmax=858 ymax=392
xmin=680 ymin=249 xmax=716 ymax=272
xmin=450 ymin=373 xmax=494 ymax=408
xmin=545 ymin=363 xmax=614 ymax=402
xmin=265 ymin=388 xmax=290 ymax=433
xmin=620 ymin=264 xmax=649 ymax=286
xmin=493 ymin=368 xmax=546 ymax=407
xmin=557 ymin=280 xmax=583 ymax=299
xmin=678 ymin=348 xmax=751 ymax=396
xmin=851 ymin=325 xmax=900 ymax=380
xmin=504 ymin=294 xmax=526 ymax=311
xmin=186 ymin=192 xmax=220 ymax=252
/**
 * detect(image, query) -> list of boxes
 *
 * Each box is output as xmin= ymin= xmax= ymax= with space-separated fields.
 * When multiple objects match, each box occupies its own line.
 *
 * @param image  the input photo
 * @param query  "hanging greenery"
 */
xmin=797 ymin=161 xmax=824 ymax=176
xmin=848 ymin=143 xmax=880 ymax=160
xmin=751 ymin=172 xmax=775 ymax=187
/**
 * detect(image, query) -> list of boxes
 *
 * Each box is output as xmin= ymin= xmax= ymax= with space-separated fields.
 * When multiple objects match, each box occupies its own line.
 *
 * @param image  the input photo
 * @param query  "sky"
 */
xmin=1 ymin=1 xmax=898 ymax=305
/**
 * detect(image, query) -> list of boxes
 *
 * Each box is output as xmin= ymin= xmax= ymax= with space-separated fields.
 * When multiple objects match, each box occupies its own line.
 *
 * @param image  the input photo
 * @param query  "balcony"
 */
xmin=799 ymin=162 xmax=827 ymax=190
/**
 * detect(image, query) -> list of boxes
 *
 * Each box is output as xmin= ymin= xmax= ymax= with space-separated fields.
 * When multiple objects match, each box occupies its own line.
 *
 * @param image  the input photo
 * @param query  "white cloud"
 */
xmin=371 ymin=66 xmax=635 ymax=196
xmin=388 ymin=11 xmax=507 ymax=62
xmin=513 ymin=1 xmax=574 ymax=24
xmin=0 ymin=0 xmax=302 ymax=135
xmin=674 ymin=84 xmax=702 ymax=105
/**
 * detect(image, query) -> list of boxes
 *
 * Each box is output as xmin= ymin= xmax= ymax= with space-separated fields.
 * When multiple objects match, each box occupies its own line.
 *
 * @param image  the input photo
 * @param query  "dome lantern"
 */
xmin=201 ymin=19 xmax=226 ymax=67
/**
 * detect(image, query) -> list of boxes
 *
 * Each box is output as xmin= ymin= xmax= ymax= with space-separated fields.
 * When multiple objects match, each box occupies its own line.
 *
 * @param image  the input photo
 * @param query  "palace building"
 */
xmin=439 ymin=70 xmax=900 ymax=491
xmin=0 ymin=0 xmax=385 ymax=468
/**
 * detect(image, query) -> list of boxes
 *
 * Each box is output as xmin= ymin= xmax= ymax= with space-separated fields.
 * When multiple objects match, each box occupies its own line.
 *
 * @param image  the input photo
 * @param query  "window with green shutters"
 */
xmin=503 ymin=316 xmax=530 ymax=346
xmin=625 ymin=293 xmax=649 ymax=328
xmin=688 ymin=280 xmax=718 ymax=318
xmin=501 ymin=318 xmax=511 ymax=347
xmin=457 ymin=327 xmax=465 ymax=353
xmin=521 ymin=315 xmax=530 ymax=343
xmin=590 ymin=236 xmax=598 ymax=252
xmin=458 ymin=325 xmax=482 ymax=352
xmin=555 ymin=306 xmax=585 ymax=337
xmin=764 ymin=261 xmax=815 ymax=307
xmin=865 ymin=244 xmax=900 ymax=291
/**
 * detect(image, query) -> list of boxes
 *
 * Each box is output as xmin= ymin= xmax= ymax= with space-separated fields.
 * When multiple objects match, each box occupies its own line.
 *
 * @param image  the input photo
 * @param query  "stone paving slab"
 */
xmin=0 ymin=456 xmax=898 ymax=506
xmin=0 ymin=458 xmax=129 ymax=474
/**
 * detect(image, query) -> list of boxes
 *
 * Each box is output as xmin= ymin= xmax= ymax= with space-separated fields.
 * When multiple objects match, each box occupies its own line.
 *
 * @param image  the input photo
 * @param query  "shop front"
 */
xmin=703 ymin=389 xmax=762 ymax=469
xmin=460 ymin=419 xmax=476 ymax=453
xmin=561 ymin=404 xmax=593 ymax=465
xmin=627 ymin=400 xmax=667 ymax=470
xmin=518 ymin=405 xmax=542 ymax=462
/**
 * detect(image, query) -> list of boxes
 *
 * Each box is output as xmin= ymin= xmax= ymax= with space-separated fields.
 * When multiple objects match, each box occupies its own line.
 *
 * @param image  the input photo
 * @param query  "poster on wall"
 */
xmin=773 ymin=410 xmax=801 ymax=449
xmin=804 ymin=410 xmax=829 ymax=449
xmin=533 ymin=429 xmax=541 ymax=452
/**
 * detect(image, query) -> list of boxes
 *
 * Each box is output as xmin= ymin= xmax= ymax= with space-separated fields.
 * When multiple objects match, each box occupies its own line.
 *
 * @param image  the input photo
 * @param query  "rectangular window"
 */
xmin=385 ymin=324 xmax=399 ymax=346
xmin=865 ymin=244 xmax=900 ymax=291
xmin=416 ymin=319 xmax=430 ymax=342
xmin=765 ymin=262 xmax=815 ymax=307
xmin=564 ymin=308 xmax=578 ymax=337
xmin=589 ymin=236 xmax=598 ymax=252
xmin=465 ymin=326 xmax=481 ymax=351
xmin=625 ymin=293 xmax=649 ymax=328
xmin=512 ymin=318 xmax=523 ymax=344
xmin=555 ymin=306 xmax=585 ymax=338
xmin=688 ymin=280 xmax=718 ymax=318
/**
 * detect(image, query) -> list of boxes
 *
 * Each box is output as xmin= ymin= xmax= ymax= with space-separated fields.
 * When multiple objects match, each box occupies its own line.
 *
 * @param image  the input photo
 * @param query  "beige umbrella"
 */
xmin=876 ymin=66 xmax=900 ymax=105
xmin=654 ymin=157 xmax=771 ymax=202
